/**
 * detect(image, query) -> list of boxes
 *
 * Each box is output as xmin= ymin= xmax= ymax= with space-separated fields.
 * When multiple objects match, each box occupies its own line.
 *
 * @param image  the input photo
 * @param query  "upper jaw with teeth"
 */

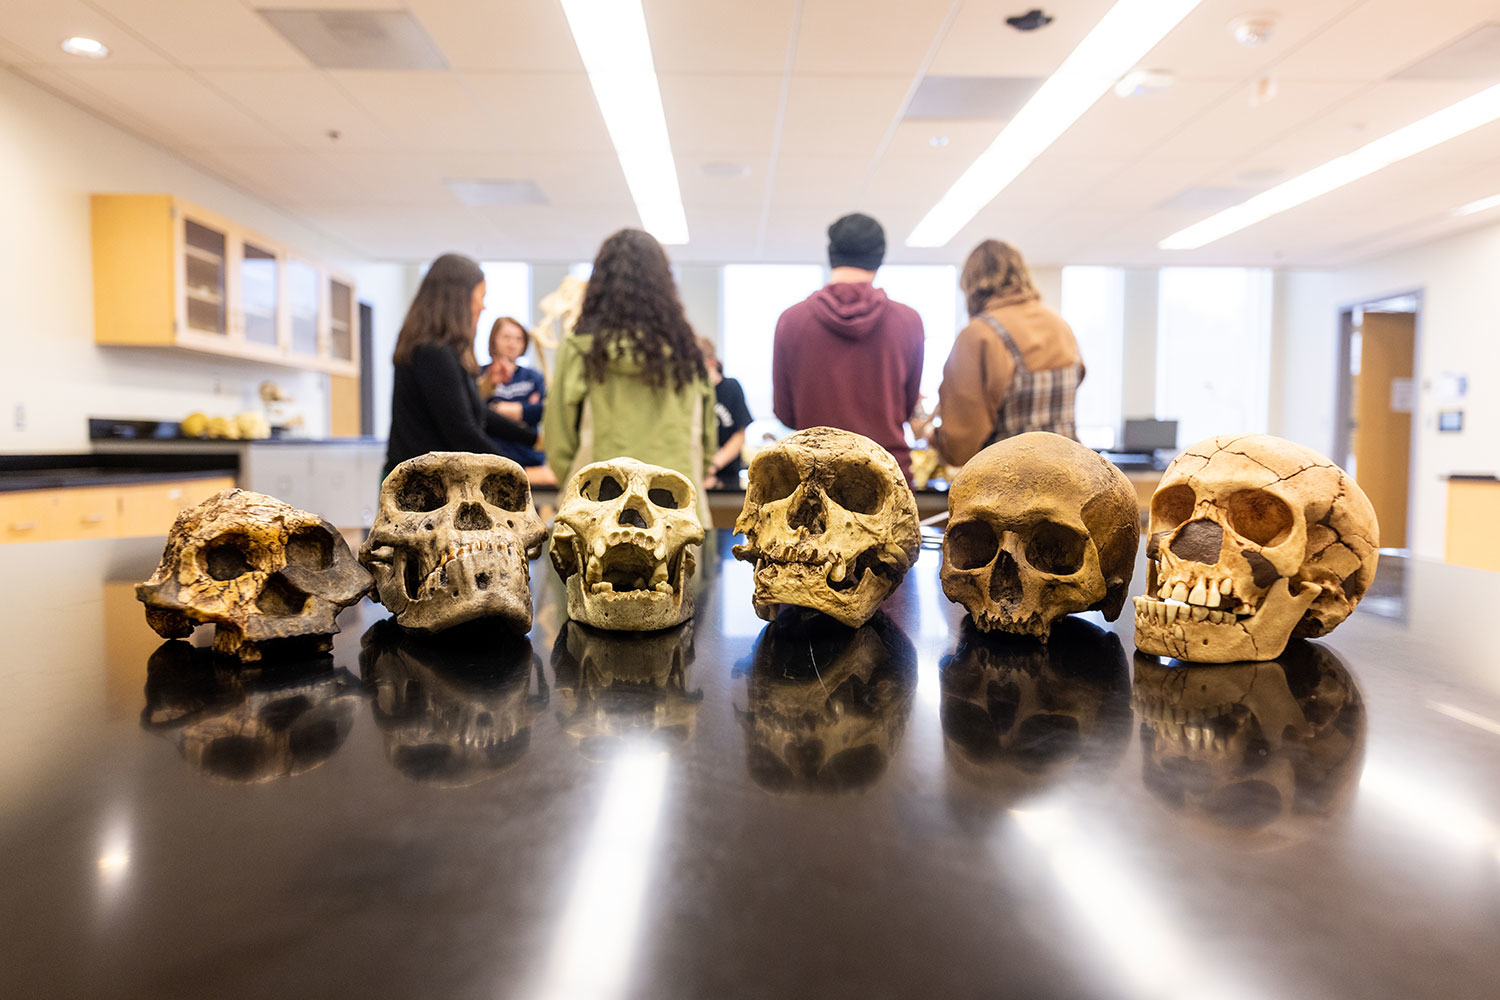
xmin=578 ymin=532 xmax=685 ymax=600
xmin=1135 ymin=572 xmax=1248 ymax=626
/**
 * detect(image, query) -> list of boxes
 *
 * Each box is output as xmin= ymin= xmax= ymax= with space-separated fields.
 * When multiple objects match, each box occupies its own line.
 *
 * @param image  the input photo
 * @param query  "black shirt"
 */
xmin=385 ymin=343 xmax=537 ymax=476
xmin=713 ymin=376 xmax=753 ymax=481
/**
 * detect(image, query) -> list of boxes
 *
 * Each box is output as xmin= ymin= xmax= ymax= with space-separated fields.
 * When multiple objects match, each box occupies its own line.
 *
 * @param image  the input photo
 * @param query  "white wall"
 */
xmin=0 ymin=68 xmax=387 ymax=453
xmin=1276 ymin=219 xmax=1500 ymax=560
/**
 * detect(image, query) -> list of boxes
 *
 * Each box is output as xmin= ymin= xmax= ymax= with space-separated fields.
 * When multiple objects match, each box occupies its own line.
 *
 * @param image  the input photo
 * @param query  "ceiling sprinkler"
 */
xmin=1229 ymin=13 xmax=1277 ymax=47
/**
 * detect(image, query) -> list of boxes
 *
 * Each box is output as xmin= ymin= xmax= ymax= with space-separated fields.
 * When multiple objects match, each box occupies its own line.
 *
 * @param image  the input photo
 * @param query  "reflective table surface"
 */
xmin=2 ymin=531 xmax=1498 ymax=999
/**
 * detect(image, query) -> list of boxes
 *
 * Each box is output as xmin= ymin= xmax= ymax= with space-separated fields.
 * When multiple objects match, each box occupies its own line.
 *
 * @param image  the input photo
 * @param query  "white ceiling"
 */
xmin=3 ymin=0 xmax=1500 ymax=267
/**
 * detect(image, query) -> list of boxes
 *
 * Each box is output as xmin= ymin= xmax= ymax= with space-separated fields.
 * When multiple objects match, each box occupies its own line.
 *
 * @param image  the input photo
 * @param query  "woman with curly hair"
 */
xmin=544 ymin=229 xmax=716 ymax=496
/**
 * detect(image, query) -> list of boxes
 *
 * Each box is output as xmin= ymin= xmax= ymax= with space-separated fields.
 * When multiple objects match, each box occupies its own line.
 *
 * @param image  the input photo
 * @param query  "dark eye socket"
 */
xmin=583 ymin=474 xmax=624 ymax=503
xmin=1226 ymin=489 xmax=1294 ymax=546
xmin=826 ymin=461 xmax=885 ymax=515
xmin=286 ymin=526 xmax=333 ymax=570
xmin=482 ymin=472 xmax=530 ymax=512
xmin=1025 ymin=521 xmax=1087 ymax=575
xmin=946 ymin=520 xmax=998 ymax=570
xmin=395 ymin=471 xmax=447 ymax=512
xmin=648 ymin=478 xmax=685 ymax=510
xmin=205 ymin=533 xmax=257 ymax=580
xmin=749 ymin=452 xmax=797 ymax=504
xmin=1152 ymin=483 xmax=1195 ymax=528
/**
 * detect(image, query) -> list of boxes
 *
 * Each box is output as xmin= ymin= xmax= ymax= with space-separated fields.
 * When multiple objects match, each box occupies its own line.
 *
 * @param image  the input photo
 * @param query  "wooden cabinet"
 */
xmin=91 ymin=195 xmax=358 ymax=377
xmin=0 ymin=477 xmax=235 ymax=545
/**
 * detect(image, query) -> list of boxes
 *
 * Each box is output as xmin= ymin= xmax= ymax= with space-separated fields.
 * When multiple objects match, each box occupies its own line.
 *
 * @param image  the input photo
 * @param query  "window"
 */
xmin=474 ymin=262 xmax=532 ymax=364
xmin=874 ymin=265 xmax=959 ymax=404
xmin=720 ymin=264 xmax=824 ymax=421
xmin=1156 ymin=268 xmax=1273 ymax=450
xmin=1060 ymin=266 xmax=1125 ymax=450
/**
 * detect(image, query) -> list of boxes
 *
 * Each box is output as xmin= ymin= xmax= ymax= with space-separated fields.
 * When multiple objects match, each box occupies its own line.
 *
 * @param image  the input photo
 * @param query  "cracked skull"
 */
xmin=941 ymin=432 xmax=1138 ymax=639
xmin=137 ymin=489 xmax=371 ymax=659
xmin=1134 ymin=434 xmax=1378 ymax=662
xmin=734 ymin=427 xmax=919 ymax=627
xmin=361 ymin=453 xmax=546 ymax=633
xmin=550 ymin=458 xmax=704 ymax=630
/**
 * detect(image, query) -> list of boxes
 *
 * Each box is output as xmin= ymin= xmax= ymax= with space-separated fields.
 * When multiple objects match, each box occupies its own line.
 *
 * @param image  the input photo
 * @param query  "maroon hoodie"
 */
xmin=772 ymin=281 xmax=925 ymax=478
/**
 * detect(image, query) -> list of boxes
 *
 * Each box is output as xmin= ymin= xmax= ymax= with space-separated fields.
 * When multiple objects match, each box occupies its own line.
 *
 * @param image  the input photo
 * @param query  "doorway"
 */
xmin=1335 ymin=292 xmax=1419 ymax=552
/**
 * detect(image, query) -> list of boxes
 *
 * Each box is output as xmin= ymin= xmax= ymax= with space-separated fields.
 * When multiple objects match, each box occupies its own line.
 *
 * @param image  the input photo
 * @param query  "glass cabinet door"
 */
xmin=182 ymin=219 xmax=227 ymax=336
xmin=329 ymin=278 xmax=355 ymax=362
xmin=241 ymin=242 xmax=279 ymax=347
xmin=288 ymin=260 xmax=320 ymax=357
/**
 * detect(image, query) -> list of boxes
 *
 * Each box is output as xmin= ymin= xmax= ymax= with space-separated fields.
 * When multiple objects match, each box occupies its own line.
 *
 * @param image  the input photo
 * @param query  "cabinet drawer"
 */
xmin=118 ymin=477 xmax=235 ymax=538
xmin=53 ymin=486 xmax=121 ymax=540
xmin=0 ymin=492 xmax=59 ymax=543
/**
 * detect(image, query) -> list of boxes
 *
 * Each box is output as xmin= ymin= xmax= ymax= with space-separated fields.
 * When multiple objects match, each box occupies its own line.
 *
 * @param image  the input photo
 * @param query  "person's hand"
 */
xmin=701 ymin=472 xmax=720 ymax=492
xmin=491 ymin=400 xmax=524 ymax=421
xmin=527 ymin=391 xmax=541 ymax=405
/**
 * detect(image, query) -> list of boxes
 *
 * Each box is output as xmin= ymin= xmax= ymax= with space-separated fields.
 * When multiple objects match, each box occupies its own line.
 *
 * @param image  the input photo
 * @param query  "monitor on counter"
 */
xmin=1122 ymin=419 xmax=1177 ymax=453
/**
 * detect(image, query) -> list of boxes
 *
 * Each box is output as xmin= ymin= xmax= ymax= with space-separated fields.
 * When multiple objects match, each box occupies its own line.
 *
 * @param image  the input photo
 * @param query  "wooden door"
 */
xmin=1351 ymin=311 xmax=1414 ymax=549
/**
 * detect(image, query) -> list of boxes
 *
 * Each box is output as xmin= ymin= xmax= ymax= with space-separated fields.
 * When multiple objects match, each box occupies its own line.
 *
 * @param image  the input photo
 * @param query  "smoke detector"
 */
xmin=1229 ymin=13 xmax=1277 ymax=47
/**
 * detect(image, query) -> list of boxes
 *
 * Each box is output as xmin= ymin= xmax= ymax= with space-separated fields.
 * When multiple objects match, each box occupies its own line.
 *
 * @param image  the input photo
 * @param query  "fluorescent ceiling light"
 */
xmin=560 ymin=0 xmax=688 ymax=245
xmin=906 ymin=0 xmax=1204 ymax=248
xmin=60 ymin=36 xmax=109 ymax=59
xmin=1453 ymin=192 xmax=1500 ymax=216
xmin=1161 ymin=80 xmax=1500 ymax=249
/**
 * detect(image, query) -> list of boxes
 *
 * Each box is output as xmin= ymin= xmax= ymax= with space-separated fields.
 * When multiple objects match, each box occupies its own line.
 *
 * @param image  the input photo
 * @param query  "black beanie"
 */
xmin=827 ymin=213 xmax=885 ymax=271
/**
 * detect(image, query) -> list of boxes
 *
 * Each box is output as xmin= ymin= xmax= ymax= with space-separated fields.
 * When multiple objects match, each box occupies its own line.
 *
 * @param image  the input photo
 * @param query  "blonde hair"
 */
xmin=960 ymin=240 xmax=1039 ymax=318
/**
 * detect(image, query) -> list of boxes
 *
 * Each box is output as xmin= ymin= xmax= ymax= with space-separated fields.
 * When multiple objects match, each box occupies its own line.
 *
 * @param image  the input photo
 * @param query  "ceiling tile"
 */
xmin=646 ymin=0 xmax=797 ymax=74
xmin=659 ymin=73 xmax=782 ymax=157
xmin=199 ymin=70 xmax=392 ymax=150
xmin=1149 ymin=79 xmax=1367 ymax=162
xmin=678 ymin=156 xmax=771 ymax=209
xmin=462 ymin=73 xmax=612 ymax=154
xmin=768 ymin=155 xmax=875 ymax=208
xmin=90 ymin=0 xmax=307 ymax=69
xmin=928 ymin=0 xmax=1114 ymax=78
xmin=1046 ymin=79 xmax=1240 ymax=160
xmin=405 ymin=0 xmax=582 ymax=73
xmin=0 ymin=0 xmax=170 ymax=68
xmin=793 ymin=0 xmax=956 ymax=75
xmin=1273 ymin=0 xmax=1500 ymax=81
xmin=881 ymin=119 xmax=1002 ymax=160
xmin=327 ymin=70 xmax=497 ymax=151
xmin=778 ymin=75 xmax=911 ymax=158
xmin=1142 ymin=0 xmax=1357 ymax=82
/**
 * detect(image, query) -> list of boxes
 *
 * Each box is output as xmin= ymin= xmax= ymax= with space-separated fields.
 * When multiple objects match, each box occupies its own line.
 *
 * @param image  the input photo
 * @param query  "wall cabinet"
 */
xmin=91 ymin=195 xmax=359 ymax=377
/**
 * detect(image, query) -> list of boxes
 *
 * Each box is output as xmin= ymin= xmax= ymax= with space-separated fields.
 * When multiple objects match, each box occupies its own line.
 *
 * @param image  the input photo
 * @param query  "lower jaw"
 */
xmin=752 ymin=565 xmax=884 ymax=628
xmin=565 ymin=576 xmax=692 ymax=631
xmin=392 ymin=553 xmax=534 ymax=633
xmin=1134 ymin=613 xmax=1284 ymax=663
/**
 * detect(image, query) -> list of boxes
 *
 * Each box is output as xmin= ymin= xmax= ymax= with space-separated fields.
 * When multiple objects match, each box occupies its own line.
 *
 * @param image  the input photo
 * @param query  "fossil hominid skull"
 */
xmin=941 ymin=432 xmax=1138 ymax=639
xmin=1133 ymin=434 xmax=1378 ymax=662
xmin=550 ymin=458 xmax=704 ymax=631
xmin=361 ymin=453 xmax=546 ymax=633
xmin=137 ymin=489 xmax=371 ymax=659
xmin=733 ymin=427 xmax=919 ymax=627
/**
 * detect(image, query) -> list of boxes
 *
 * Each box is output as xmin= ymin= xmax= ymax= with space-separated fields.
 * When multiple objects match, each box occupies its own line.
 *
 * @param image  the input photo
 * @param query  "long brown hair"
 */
xmin=393 ymin=253 xmax=484 ymax=371
xmin=575 ymin=229 xmax=705 ymax=390
xmin=960 ymin=239 xmax=1040 ymax=318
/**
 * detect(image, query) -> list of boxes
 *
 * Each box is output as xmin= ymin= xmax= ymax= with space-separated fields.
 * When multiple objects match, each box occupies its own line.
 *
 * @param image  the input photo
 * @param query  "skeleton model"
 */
xmin=1132 ymin=640 xmax=1366 ymax=848
xmin=1134 ymin=434 xmax=1378 ymax=662
xmin=137 ymin=489 xmax=371 ymax=660
xmin=939 ymin=616 xmax=1132 ymax=799
xmin=550 ymin=458 xmax=704 ymax=631
xmin=550 ymin=620 xmax=703 ymax=759
xmin=360 ymin=619 xmax=544 ymax=786
xmin=141 ymin=640 xmax=361 ymax=784
xmin=361 ymin=453 xmax=547 ymax=633
xmin=941 ymin=432 xmax=1138 ymax=640
xmin=734 ymin=427 xmax=920 ymax=628
xmin=737 ymin=612 xmax=917 ymax=793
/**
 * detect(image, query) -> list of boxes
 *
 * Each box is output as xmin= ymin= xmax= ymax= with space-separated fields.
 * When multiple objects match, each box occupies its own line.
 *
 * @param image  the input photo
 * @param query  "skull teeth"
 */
xmin=405 ymin=540 xmax=513 ymax=599
xmin=1133 ymin=596 xmax=1243 ymax=626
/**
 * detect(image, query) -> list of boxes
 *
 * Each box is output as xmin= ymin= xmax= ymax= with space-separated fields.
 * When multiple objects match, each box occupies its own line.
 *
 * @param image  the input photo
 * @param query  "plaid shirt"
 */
xmin=980 ymin=314 xmax=1082 ymax=444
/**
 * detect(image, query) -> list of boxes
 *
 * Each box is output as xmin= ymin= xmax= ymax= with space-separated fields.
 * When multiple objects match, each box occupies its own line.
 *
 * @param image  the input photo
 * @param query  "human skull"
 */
xmin=550 ymin=458 xmax=704 ymax=630
xmin=1132 ymin=641 xmax=1366 ymax=848
xmin=1134 ymin=434 xmax=1379 ymax=662
xmin=361 ymin=453 xmax=546 ymax=633
xmin=550 ymin=620 xmax=702 ymax=758
xmin=141 ymin=640 xmax=360 ymax=784
xmin=737 ymin=611 xmax=916 ymax=793
xmin=734 ymin=427 xmax=919 ymax=627
xmin=137 ymin=489 xmax=371 ymax=660
xmin=941 ymin=432 xmax=1138 ymax=639
xmin=360 ymin=619 xmax=543 ymax=786
xmin=939 ymin=616 xmax=1131 ymax=797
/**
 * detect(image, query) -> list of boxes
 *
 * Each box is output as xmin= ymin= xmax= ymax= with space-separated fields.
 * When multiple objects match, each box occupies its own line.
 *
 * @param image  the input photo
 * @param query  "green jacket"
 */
xmin=544 ymin=334 xmax=717 ymax=493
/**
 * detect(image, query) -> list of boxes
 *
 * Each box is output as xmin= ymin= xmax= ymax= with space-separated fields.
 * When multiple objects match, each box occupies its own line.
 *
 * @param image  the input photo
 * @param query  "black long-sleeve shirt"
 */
xmin=384 ymin=343 xmax=537 ymax=476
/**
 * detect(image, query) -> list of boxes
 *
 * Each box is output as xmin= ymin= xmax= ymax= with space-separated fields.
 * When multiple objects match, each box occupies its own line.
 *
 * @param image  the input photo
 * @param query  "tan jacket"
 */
xmin=933 ymin=298 xmax=1082 ymax=466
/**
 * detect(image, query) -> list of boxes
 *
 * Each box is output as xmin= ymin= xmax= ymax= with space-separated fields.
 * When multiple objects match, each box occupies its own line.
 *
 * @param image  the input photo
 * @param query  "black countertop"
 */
xmin=1 ymin=532 xmax=1498 ymax=998
xmin=0 ymin=453 xmax=238 ymax=492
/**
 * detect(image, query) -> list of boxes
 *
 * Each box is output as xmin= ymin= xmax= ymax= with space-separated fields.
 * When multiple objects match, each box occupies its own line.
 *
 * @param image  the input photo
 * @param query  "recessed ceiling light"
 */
xmin=561 ymin=0 xmax=688 ymax=245
xmin=60 ymin=36 xmax=109 ymax=59
xmin=1160 ymin=79 xmax=1500 ymax=249
xmin=1453 ymin=192 xmax=1500 ymax=216
xmin=928 ymin=135 xmax=950 ymax=147
xmin=906 ymin=0 xmax=1204 ymax=248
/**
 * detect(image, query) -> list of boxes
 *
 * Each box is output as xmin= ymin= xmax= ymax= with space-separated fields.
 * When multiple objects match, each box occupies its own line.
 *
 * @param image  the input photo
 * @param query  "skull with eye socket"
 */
xmin=550 ymin=458 xmax=704 ymax=631
xmin=941 ymin=433 xmax=1139 ymax=640
xmin=733 ymin=427 xmax=919 ymax=628
xmin=1134 ymin=434 xmax=1378 ymax=663
xmin=137 ymin=489 xmax=371 ymax=660
xmin=360 ymin=453 xmax=546 ymax=633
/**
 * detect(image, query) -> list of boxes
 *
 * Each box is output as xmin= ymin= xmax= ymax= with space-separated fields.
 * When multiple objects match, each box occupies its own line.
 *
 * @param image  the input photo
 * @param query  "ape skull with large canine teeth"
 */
xmin=941 ymin=432 xmax=1139 ymax=640
xmin=137 ymin=488 xmax=371 ymax=659
xmin=550 ymin=458 xmax=704 ymax=631
xmin=360 ymin=453 xmax=546 ymax=633
xmin=734 ymin=427 xmax=919 ymax=627
xmin=1134 ymin=434 xmax=1378 ymax=663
